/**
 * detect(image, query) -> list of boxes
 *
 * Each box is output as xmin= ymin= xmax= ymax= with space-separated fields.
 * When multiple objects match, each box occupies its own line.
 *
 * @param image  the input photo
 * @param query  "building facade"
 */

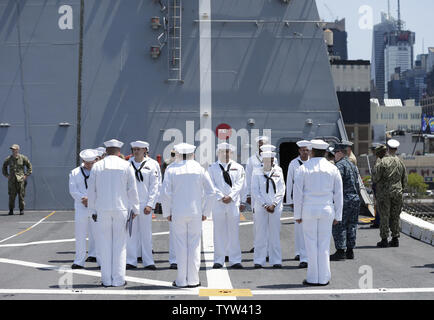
xmin=371 ymin=99 xmax=422 ymax=132
xmin=331 ymin=60 xmax=371 ymax=155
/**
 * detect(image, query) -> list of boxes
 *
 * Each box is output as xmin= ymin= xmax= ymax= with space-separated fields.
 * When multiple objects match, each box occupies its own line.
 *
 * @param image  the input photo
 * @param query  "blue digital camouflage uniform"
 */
xmin=332 ymin=156 xmax=361 ymax=250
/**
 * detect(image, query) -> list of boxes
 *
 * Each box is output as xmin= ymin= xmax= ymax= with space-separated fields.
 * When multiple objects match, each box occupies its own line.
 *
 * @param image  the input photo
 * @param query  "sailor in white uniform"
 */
xmin=126 ymin=141 xmax=160 ymax=270
xmin=161 ymin=143 xmax=216 ymax=288
xmin=132 ymin=143 xmax=162 ymax=264
xmin=69 ymin=149 xmax=100 ymax=269
xmin=285 ymin=140 xmax=311 ymax=268
xmin=208 ymin=143 xmax=245 ymax=269
xmin=87 ymin=139 xmax=140 ymax=287
xmin=293 ymin=139 xmax=343 ymax=286
xmin=166 ymin=150 xmax=179 ymax=270
xmin=251 ymin=150 xmax=285 ymax=268
xmin=242 ymin=136 xmax=269 ymax=253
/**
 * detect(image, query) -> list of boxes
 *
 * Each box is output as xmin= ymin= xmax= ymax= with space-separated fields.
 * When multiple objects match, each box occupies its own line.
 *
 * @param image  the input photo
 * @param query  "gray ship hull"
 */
xmin=0 ymin=0 xmax=346 ymax=210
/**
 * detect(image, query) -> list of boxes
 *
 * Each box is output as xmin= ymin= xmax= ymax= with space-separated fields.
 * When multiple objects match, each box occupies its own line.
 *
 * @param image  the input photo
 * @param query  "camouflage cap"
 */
xmin=375 ymin=144 xmax=387 ymax=155
xmin=10 ymin=144 xmax=20 ymax=150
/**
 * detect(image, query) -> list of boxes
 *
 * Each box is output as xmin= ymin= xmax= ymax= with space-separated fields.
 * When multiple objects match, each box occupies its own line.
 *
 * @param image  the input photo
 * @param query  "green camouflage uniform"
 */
xmin=2 ymin=154 xmax=32 ymax=211
xmin=372 ymin=155 xmax=407 ymax=239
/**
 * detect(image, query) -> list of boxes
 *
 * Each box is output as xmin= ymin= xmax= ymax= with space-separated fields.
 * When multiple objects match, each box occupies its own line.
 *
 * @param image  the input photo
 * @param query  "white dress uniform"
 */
xmin=160 ymin=143 xmax=216 ymax=287
xmin=134 ymin=156 xmax=162 ymax=259
xmin=68 ymin=150 xmax=99 ymax=267
xmin=208 ymin=155 xmax=245 ymax=266
xmin=251 ymin=156 xmax=285 ymax=266
xmin=293 ymin=140 xmax=343 ymax=285
xmin=126 ymin=154 xmax=160 ymax=267
xmin=164 ymin=160 xmax=177 ymax=266
xmin=286 ymin=155 xmax=309 ymax=263
xmin=87 ymin=140 xmax=140 ymax=287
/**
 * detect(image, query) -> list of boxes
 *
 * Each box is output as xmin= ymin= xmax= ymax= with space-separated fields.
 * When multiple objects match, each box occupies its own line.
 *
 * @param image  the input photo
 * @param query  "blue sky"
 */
xmin=315 ymin=0 xmax=434 ymax=61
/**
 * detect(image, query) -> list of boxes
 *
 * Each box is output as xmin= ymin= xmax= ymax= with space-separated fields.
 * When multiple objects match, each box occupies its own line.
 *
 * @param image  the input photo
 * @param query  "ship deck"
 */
xmin=0 ymin=210 xmax=433 ymax=300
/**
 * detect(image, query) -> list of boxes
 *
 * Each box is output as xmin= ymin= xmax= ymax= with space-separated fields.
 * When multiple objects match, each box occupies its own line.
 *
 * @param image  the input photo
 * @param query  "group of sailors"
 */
xmin=67 ymin=135 xmax=393 ymax=288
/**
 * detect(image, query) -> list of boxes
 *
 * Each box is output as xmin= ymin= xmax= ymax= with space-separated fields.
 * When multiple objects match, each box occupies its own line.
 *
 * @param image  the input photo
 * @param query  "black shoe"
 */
xmin=377 ymin=239 xmax=389 ymax=248
xmin=330 ymin=249 xmax=346 ymax=261
xmin=170 ymin=263 xmax=177 ymax=270
xmin=19 ymin=210 xmax=24 ymax=215
xmin=225 ymin=256 xmax=229 ymax=262
xmin=231 ymin=263 xmax=243 ymax=269
xmin=86 ymin=256 xmax=97 ymax=263
xmin=187 ymin=282 xmax=201 ymax=288
xmin=126 ymin=264 xmax=137 ymax=270
xmin=346 ymin=249 xmax=354 ymax=259
xmin=137 ymin=257 xmax=142 ymax=263
xmin=298 ymin=262 xmax=308 ymax=269
xmin=389 ymin=237 xmax=399 ymax=247
xmin=101 ymin=283 xmax=112 ymax=288
xmin=144 ymin=264 xmax=157 ymax=270
xmin=71 ymin=264 xmax=84 ymax=269
xmin=8 ymin=210 xmax=13 ymax=215
xmin=254 ymin=264 xmax=262 ymax=269
xmin=273 ymin=264 xmax=282 ymax=269
xmin=303 ymin=279 xmax=318 ymax=286
xmin=172 ymin=281 xmax=187 ymax=288
xmin=213 ymin=263 xmax=223 ymax=269
xmin=294 ymin=255 xmax=300 ymax=261
xmin=249 ymin=247 xmax=255 ymax=253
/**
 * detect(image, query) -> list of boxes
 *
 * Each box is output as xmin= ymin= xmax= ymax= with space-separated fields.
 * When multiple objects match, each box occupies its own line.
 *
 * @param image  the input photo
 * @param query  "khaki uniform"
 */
xmin=2 ymin=154 xmax=32 ymax=211
xmin=372 ymin=155 xmax=407 ymax=239
xmin=348 ymin=151 xmax=357 ymax=166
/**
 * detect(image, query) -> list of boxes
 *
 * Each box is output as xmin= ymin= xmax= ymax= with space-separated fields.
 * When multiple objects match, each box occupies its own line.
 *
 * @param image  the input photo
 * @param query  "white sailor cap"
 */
xmin=260 ymin=144 xmax=276 ymax=152
xmin=261 ymin=151 xmax=276 ymax=158
xmin=341 ymin=140 xmax=354 ymax=147
xmin=95 ymin=147 xmax=106 ymax=156
xmin=387 ymin=139 xmax=400 ymax=149
xmin=217 ymin=142 xmax=235 ymax=151
xmin=130 ymin=141 xmax=150 ymax=149
xmin=255 ymin=136 xmax=269 ymax=143
xmin=310 ymin=139 xmax=329 ymax=150
xmin=174 ymin=143 xmax=196 ymax=154
xmin=104 ymin=139 xmax=124 ymax=148
xmin=296 ymin=140 xmax=312 ymax=149
xmin=80 ymin=149 xmax=98 ymax=162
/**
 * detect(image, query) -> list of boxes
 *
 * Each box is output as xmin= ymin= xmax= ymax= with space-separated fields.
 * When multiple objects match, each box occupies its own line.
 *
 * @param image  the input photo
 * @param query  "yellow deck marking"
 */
xmin=359 ymin=217 xmax=375 ymax=223
xmin=0 ymin=211 xmax=56 ymax=243
xmin=199 ymin=289 xmax=253 ymax=297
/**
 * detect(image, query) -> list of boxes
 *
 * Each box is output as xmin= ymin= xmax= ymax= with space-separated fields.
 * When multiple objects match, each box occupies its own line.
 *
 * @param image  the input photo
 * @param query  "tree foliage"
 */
xmin=407 ymin=173 xmax=428 ymax=196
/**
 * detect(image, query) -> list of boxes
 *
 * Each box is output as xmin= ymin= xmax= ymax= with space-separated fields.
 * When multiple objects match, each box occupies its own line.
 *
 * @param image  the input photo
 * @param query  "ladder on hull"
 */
xmin=167 ymin=0 xmax=183 ymax=83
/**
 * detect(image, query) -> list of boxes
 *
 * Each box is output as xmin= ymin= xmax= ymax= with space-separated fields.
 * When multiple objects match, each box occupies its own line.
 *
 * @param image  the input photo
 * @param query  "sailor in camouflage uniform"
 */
xmin=330 ymin=143 xmax=360 ymax=260
xmin=372 ymin=140 xmax=407 ymax=248
xmin=2 ymin=144 xmax=32 ymax=215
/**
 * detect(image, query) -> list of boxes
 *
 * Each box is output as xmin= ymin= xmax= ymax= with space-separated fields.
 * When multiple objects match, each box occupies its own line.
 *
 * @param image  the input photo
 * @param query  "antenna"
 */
xmin=388 ymin=0 xmax=391 ymax=19
xmin=397 ymin=0 xmax=402 ymax=31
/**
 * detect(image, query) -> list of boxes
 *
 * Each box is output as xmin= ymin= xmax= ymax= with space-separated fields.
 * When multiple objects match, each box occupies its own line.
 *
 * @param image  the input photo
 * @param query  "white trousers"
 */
xmin=74 ymin=210 xmax=99 ymax=266
xmin=302 ymin=214 xmax=334 ymax=285
xmin=212 ymin=202 xmax=241 ymax=266
xmin=254 ymin=206 xmax=282 ymax=266
xmin=169 ymin=221 xmax=176 ymax=264
xmin=126 ymin=204 xmax=154 ymax=267
xmin=97 ymin=210 xmax=128 ymax=287
xmin=172 ymin=216 xmax=202 ymax=287
xmin=295 ymin=222 xmax=307 ymax=262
